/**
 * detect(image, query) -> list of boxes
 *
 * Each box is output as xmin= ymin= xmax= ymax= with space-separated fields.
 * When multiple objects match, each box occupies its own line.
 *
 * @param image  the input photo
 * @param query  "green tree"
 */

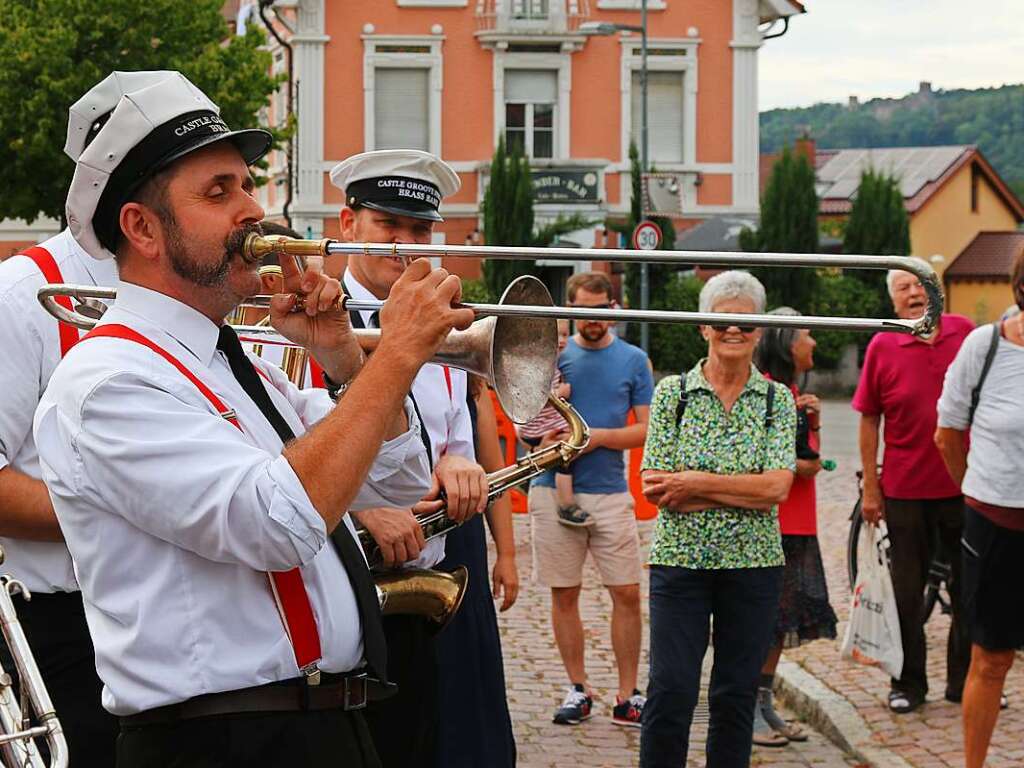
xmin=481 ymin=136 xmax=536 ymax=299
xmin=0 ymin=0 xmax=284 ymax=224
xmin=739 ymin=146 xmax=819 ymax=309
xmin=843 ymin=167 xmax=911 ymax=310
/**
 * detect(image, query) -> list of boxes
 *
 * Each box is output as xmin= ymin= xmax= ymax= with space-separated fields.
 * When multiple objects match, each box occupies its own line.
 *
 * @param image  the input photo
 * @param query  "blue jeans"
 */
xmin=640 ymin=565 xmax=783 ymax=768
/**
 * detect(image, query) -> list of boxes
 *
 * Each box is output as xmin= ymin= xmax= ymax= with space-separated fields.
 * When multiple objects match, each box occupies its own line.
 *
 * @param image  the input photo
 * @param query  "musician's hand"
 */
xmin=430 ymin=454 xmax=488 ymax=523
xmin=538 ymin=429 xmax=569 ymax=450
xmin=492 ymin=554 xmax=519 ymax=612
xmin=377 ymin=259 xmax=475 ymax=371
xmin=351 ymin=507 xmax=425 ymax=568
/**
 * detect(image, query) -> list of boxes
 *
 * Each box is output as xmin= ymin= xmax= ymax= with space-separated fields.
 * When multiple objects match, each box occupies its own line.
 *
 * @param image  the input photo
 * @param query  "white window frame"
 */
xmin=362 ymin=35 xmax=444 ymax=155
xmin=619 ymin=38 xmax=698 ymax=207
xmin=597 ymin=0 xmax=666 ymax=9
xmin=493 ymin=52 xmax=571 ymax=160
xmin=397 ymin=0 xmax=466 ymax=6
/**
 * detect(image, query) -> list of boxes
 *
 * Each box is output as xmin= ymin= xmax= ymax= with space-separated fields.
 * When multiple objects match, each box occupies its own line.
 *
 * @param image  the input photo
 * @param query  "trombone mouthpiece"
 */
xmin=243 ymin=234 xmax=331 ymax=265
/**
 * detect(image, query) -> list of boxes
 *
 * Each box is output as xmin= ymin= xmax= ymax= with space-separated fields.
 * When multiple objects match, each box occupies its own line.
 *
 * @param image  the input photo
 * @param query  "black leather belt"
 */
xmin=121 ymin=672 xmax=372 ymax=727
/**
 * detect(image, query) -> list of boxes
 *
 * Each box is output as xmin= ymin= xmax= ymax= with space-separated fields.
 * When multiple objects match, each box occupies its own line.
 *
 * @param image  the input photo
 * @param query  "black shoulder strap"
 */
xmin=675 ymin=384 xmax=689 ymax=427
xmin=968 ymin=322 xmax=1001 ymax=427
xmin=758 ymin=383 xmax=777 ymax=473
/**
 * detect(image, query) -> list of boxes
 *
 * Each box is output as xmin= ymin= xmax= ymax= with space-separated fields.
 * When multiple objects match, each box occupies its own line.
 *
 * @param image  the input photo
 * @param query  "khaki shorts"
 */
xmin=529 ymin=486 xmax=641 ymax=588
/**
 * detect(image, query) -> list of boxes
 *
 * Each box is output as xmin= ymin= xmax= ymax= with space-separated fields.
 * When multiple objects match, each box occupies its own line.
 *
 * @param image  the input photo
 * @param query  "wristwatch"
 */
xmin=322 ymin=371 xmax=348 ymax=402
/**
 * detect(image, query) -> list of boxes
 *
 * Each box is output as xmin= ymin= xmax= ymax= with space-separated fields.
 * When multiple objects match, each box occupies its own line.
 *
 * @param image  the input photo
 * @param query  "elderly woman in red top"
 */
xmin=852 ymin=256 xmax=974 ymax=714
xmin=752 ymin=308 xmax=838 ymax=747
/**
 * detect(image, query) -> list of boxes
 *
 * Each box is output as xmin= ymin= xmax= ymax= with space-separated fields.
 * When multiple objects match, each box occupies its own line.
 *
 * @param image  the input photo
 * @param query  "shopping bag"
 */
xmin=840 ymin=520 xmax=904 ymax=679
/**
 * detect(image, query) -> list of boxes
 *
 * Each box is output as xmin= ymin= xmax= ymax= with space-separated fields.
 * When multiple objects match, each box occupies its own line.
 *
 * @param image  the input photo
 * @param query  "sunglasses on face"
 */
xmin=710 ymin=324 xmax=756 ymax=334
xmin=568 ymin=303 xmax=613 ymax=310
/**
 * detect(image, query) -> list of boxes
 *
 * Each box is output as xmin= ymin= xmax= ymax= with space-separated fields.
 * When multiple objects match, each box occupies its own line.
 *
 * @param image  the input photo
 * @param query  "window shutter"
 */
xmin=505 ymin=69 xmax=558 ymax=103
xmin=375 ymin=68 xmax=430 ymax=150
xmin=631 ymin=71 xmax=684 ymax=163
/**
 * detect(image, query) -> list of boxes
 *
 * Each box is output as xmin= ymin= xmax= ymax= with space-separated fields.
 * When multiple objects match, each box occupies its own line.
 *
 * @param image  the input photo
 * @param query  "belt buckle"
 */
xmin=343 ymin=673 xmax=367 ymax=711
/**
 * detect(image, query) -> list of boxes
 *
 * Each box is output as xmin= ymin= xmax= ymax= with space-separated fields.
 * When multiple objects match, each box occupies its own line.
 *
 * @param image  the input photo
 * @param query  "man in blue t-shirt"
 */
xmin=529 ymin=271 xmax=654 ymax=729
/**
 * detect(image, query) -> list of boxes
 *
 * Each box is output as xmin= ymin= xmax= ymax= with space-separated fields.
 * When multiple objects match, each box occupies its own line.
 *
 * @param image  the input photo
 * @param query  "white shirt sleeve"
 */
xmin=0 ymin=291 xmax=44 ymax=472
xmin=34 ymin=372 xmax=328 ymax=572
xmin=937 ymin=327 xmax=987 ymax=431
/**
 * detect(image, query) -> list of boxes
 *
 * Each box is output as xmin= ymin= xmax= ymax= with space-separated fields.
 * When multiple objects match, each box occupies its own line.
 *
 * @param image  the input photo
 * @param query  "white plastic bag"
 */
xmin=840 ymin=520 xmax=904 ymax=679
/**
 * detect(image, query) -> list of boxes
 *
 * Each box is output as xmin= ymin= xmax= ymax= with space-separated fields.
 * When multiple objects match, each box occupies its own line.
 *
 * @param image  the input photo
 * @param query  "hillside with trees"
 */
xmin=760 ymin=83 xmax=1024 ymax=197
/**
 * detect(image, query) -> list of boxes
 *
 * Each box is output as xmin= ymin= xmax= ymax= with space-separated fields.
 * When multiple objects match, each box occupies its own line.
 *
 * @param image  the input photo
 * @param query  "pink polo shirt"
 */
xmin=852 ymin=314 xmax=974 ymax=500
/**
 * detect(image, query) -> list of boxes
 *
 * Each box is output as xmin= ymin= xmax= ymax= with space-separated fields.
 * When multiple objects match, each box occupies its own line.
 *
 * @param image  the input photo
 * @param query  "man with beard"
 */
xmin=33 ymin=71 xmax=473 ymax=768
xmin=853 ymin=258 xmax=974 ymax=714
xmin=528 ymin=271 xmax=653 ymax=728
xmin=0 ymin=70 xmax=177 ymax=765
xmin=329 ymin=150 xmax=515 ymax=768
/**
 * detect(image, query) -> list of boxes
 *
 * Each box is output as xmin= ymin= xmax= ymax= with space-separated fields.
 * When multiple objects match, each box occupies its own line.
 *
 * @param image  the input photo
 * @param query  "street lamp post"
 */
xmin=580 ymin=1 xmax=651 ymax=352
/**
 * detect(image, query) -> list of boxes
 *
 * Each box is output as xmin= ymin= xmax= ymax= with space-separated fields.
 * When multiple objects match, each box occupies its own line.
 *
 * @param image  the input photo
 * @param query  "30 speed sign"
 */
xmin=632 ymin=220 xmax=663 ymax=251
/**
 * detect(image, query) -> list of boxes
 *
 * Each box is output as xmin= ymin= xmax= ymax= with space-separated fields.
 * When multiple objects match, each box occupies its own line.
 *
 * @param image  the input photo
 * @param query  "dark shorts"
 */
xmin=961 ymin=502 xmax=1024 ymax=651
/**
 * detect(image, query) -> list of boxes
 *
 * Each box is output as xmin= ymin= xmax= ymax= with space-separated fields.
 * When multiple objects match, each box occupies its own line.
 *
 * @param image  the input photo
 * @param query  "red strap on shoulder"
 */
xmin=21 ymin=246 xmax=79 ymax=357
xmin=308 ymin=358 xmax=326 ymax=389
xmin=442 ymin=366 xmax=453 ymax=401
xmin=77 ymin=323 xmax=322 ymax=674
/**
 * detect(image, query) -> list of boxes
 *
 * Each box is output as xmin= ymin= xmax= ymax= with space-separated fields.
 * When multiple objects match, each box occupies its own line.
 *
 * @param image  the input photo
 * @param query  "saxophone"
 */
xmin=364 ymin=395 xmax=590 ymax=629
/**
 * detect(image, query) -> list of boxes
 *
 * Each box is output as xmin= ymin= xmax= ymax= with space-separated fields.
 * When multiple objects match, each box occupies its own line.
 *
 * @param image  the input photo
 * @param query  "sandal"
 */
xmin=557 ymin=504 xmax=593 ymax=527
xmin=752 ymin=702 xmax=789 ymax=747
xmin=758 ymin=687 xmax=808 ymax=742
xmin=888 ymin=689 xmax=923 ymax=714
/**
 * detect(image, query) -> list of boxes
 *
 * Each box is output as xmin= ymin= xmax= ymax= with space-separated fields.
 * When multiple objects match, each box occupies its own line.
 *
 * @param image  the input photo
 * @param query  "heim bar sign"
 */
xmin=531 ymin=170 xmax=600 ymax=203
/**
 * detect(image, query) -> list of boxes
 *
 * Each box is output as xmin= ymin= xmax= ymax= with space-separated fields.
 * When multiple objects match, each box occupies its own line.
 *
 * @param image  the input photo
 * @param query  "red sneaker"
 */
xmin=611 ymin=690 xmax=645 ymax=727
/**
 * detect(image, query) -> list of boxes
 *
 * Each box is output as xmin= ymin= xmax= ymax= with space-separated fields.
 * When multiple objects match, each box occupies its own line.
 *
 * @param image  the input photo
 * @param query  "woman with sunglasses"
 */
xmin=751 ymin=308 xmax=838 ymax=748
xmin=639 ymin=271 xmax=797 ymax=768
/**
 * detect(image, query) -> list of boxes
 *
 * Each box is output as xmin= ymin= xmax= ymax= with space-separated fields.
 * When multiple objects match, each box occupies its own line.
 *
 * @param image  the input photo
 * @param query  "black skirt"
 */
xmin=434 ymin=515 xmax=517 ymax=768
xmin=775 ymin=534 xmax=838 ymax=649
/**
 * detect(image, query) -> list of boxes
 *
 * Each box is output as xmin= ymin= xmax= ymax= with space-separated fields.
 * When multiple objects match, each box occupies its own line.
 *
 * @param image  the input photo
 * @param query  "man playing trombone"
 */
xmin=33 ymin=71 xmax=472 ymax=768
xmin=329 ymin=149 xmax=517 ymax=768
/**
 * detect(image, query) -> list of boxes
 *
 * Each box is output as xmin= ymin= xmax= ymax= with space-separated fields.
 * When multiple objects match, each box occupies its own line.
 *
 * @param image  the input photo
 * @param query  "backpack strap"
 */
xmin=967 ymin=322 xmax=1001 ymax=427
xmin=759 ymin=383 xmax=776 ymax=473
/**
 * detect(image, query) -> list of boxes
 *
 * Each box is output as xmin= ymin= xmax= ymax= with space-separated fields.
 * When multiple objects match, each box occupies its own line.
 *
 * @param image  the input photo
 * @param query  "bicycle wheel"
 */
xmin=847 ymin=499 xmax=863 ymax=592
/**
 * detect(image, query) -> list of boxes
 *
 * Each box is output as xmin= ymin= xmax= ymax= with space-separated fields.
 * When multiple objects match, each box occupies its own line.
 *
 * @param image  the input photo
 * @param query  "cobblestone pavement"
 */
xmin=492 ymin=399 xmax=1024 ymax=767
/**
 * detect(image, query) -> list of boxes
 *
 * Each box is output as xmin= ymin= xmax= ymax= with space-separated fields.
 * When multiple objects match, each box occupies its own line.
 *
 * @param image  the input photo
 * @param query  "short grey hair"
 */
xmin=885 ymin=256 xmax=932 ymax=297
xmin=699 ymin=270 xmax=766 ymax=314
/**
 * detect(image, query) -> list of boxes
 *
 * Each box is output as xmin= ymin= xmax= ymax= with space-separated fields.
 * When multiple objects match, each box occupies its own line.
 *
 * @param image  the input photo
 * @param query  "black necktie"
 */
xmin=216 ymin=325 xmax=389 ymax=682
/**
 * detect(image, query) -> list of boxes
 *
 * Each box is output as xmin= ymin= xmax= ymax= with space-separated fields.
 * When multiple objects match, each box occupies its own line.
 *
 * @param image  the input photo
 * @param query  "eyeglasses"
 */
xmin=709 ymin=324 xmax=756 ymax=334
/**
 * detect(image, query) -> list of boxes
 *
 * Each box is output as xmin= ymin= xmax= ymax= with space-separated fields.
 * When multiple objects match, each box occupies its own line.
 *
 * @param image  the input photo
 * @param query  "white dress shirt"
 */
xmin=33 ymin=281 xmax=430 ymax=715
xmin=0 ymin=229 xmax=118 ymax=593
xmin=343 ymin=270 xmax=477 ymax=568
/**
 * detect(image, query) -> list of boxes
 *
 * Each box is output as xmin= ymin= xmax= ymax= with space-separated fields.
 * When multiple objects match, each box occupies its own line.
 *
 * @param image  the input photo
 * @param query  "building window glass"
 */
xmin=374 ymin=68 xmax=430 ymax=151
xmin=504 ymin=69 xmax=557 ymax=159
xmin=511 ymin=0 xmax=549 ymax=20
xmin=630 ymin=70 xmax=684 ymax=163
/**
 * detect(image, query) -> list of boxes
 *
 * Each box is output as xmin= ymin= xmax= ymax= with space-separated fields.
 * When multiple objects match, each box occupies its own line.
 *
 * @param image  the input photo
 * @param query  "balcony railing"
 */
xmin=475 ymin=0 xmax=590 ymax=35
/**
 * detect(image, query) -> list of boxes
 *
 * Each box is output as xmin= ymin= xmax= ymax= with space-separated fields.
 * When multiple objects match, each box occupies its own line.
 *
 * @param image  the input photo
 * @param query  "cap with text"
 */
xmin=65 ymin=71 xmax=272 ymax=260
xmin=329 ymin=149 xmax=460 ymax=222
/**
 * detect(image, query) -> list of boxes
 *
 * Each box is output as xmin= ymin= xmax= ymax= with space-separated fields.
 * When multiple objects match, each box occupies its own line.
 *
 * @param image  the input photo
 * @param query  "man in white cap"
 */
xmin=33 ymin=71 xmax=473 ymax=767
xmin=330 ymin=149 xmax=517 ymax=768
xmin=0 ymin=70 xmax=177 ymax=764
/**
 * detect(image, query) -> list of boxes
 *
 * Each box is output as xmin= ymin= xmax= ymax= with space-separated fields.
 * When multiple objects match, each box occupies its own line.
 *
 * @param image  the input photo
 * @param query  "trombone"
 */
xmin=242 ymin=234 xmax=945 ymax=336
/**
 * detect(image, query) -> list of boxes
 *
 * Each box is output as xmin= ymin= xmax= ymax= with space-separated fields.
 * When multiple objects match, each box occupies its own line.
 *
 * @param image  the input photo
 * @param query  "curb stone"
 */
xmin=775 ymin=658 xmax=915 ymax=768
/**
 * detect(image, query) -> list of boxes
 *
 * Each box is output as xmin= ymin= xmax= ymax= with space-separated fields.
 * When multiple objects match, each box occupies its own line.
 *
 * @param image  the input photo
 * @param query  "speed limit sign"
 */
xmin=632 ymin=220 xmax=662 ymax=251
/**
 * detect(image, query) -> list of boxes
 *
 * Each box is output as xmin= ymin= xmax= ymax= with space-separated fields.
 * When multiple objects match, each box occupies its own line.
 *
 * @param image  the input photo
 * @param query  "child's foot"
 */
xmin=557 ymin=504 xmax=593 ymax=527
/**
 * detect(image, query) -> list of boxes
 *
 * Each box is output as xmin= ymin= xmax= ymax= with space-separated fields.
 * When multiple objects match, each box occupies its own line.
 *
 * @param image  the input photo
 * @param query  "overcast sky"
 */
xmin=758 ymin=0 xmax=1024 ymax=110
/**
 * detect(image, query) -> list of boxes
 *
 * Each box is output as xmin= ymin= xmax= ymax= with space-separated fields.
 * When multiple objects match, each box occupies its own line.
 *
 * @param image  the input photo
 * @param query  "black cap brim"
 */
xmin=360 ymin=199 xmax=444 ymax=222
xmin=156 ymin=127 xmax=272 ymax=174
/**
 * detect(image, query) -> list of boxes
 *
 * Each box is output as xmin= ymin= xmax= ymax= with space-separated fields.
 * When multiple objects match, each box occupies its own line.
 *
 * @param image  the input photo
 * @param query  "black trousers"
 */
xmin=0 ymin=589 xmax=118 ymax=767
xmin=885 ymin=496 xmax=971 ymax=699
xmin=640 ymin=565 xmax=783 ymax=768
xmin=362 ymin=614 xmax=438 ymax=768
xmin=117 ymin=708 xmax=380 ymax=767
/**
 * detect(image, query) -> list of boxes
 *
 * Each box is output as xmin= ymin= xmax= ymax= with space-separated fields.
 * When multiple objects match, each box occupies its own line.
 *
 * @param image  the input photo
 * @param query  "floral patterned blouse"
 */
xmin=642 ymin=360 xmax=796 ymax=570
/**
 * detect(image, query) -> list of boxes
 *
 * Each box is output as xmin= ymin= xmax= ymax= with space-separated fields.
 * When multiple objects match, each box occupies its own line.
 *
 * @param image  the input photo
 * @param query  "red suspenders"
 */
xmin=79 ymin=324 xmax=324 ymax=680
xmin=21 ymin=246 xmax=79 ymax=357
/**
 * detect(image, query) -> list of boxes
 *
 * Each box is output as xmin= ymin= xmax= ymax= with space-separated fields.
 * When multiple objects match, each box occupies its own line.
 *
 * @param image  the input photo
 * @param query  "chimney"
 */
xmin=795 ymin=130 xmax=816 ymax=167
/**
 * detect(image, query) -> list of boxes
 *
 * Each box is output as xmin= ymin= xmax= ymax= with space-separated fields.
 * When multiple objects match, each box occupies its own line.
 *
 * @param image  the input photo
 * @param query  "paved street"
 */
xmin=491 ymin=399 xmax=1024 ymax=767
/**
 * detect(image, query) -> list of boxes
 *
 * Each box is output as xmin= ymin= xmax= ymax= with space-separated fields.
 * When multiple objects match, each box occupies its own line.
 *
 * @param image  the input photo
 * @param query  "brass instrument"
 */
xmin=241 ymin=234 xmax=945 ymax=337
xmin=0 ymin=548 xmax=68 ymax=768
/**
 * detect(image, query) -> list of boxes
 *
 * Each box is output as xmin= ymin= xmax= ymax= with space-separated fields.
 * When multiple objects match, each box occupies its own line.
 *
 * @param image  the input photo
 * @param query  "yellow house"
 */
xmin=814 ymin=146 xmax=1024 ymax=310
xmin=944 ymin=232 xmax=1024 ymax=324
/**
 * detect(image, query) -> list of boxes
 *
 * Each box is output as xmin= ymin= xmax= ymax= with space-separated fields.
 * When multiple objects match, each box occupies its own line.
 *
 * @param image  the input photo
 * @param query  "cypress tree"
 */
xmin=482 ymin=138 xmax=536 ymax=299
xmin=843 ymin=168 xmax=911 ymax=309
